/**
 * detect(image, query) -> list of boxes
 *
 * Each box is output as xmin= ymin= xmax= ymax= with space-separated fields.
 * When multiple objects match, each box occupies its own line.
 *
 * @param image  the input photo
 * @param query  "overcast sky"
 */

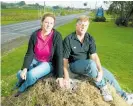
xmin=1 ymin=0 xmax=111 ymax=9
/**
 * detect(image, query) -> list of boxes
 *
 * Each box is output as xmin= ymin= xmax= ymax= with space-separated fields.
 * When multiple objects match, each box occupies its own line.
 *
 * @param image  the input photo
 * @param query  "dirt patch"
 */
xmin=1 ymin=77 xmax=129 ymax=106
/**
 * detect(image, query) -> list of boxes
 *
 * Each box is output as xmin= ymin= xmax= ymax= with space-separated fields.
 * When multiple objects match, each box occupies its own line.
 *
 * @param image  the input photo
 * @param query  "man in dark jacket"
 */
xmin=63 ymin=15 xmax=133 ymax=105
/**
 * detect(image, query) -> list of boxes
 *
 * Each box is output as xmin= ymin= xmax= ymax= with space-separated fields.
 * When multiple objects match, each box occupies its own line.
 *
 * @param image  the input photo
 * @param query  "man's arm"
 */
xmin=63 ymin=36 xmax=71 ymax=88
xmin=63 ymin=58 xmax=71 ymax=89
xmin=90 ymin=53 xmax=103 ymax=82
xmin=63 ymin=58 xmax=70 ymax=80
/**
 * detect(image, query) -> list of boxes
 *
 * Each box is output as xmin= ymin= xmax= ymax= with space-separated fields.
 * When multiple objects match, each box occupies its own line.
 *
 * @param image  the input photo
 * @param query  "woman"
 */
xmin=14 ymin=13 xmax=64 ymax=97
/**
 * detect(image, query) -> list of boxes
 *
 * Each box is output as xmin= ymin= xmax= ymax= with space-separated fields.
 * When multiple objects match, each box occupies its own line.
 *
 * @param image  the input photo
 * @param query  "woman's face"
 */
xmin=42 ymin=16 xmax=55 ymax=32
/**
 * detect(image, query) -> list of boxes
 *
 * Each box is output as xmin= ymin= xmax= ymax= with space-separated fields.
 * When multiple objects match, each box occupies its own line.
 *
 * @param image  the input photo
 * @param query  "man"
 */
xmin=63 ymin=15 xmax=133 ymax=104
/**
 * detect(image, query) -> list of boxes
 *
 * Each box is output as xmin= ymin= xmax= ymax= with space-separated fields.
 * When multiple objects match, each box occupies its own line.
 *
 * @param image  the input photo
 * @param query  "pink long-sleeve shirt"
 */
xmin=34 ymin=29 xmax=54 ymax=62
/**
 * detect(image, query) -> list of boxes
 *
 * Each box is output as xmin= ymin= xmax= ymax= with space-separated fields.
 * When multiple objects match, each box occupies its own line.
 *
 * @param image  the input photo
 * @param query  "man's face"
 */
xmin=76 ymin=20 xmax=89 ymax=35
xmin=42 ymin=17 xmax=55 ymax=32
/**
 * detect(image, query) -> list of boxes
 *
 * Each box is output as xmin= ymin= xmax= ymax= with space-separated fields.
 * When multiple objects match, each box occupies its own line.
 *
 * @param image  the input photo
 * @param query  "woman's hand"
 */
xmin=20 ymin=68 xmax=27 ymax=80
xmin=63 ymin=79 xmax=71 ymax=89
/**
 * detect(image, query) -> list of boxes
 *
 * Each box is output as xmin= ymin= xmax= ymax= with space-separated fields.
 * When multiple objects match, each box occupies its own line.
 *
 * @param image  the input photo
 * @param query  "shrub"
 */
xmin=93 ymin=16 xmax=106 ymax=22
xmin=115 ymin=17 xmax=128 ymax=26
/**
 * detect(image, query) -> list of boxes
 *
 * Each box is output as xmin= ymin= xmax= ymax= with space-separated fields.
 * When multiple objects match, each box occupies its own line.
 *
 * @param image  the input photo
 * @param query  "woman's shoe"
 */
xmin=14 ymin=91 xmax=22 ymax=97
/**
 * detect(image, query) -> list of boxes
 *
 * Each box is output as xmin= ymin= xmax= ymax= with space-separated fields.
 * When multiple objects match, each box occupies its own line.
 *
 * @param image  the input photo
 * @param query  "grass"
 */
xmin=1 ymin=20 xmax=133 ymax=97
xmin=89 ymin=22 xmax=133 ymax=92
xmin=1 ymin=44 xmax=27 ymax=96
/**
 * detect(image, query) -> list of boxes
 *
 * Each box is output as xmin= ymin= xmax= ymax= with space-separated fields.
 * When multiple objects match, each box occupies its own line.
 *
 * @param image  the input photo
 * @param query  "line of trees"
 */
xmin=1 ymin=1 xmax=43 ymax=9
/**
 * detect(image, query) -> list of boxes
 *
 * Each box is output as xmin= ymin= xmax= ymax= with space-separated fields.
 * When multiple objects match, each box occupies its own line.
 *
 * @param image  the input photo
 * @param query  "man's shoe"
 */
xmin=14 ymin=91 xmax=22 ymax=97
xmin=125 ymin=93 xmax=133 ymax=105
xmin=100 ymin=85 xmax=113 ymax=102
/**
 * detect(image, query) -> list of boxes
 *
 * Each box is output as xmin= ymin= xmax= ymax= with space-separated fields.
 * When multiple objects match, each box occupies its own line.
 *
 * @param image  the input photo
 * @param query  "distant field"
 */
xmin=1 ymin=8 xmax=84 ymax=25
xmin=1 ymin=9 xmax=41 ymax=25
xmin=1 ymin=20 xmax=133 ymax=97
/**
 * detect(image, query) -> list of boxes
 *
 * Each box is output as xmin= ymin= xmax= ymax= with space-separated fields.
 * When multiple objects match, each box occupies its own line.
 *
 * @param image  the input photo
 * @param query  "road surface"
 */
xmin=1 ymin=12 xmax=88 ymax=44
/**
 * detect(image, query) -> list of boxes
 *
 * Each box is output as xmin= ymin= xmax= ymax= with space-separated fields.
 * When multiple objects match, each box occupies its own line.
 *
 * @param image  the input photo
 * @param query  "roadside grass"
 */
xmin=1 ymin=43 xmax=27 ymax=96
xmin=88 ymin=11 xmax=95 ymax=18
xmin=1 ymin=20 xmax=133 ymax=97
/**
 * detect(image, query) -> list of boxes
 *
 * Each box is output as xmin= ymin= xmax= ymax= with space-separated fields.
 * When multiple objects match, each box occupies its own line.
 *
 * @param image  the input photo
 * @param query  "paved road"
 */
xmin=1 ymin=12 xmax=88 ymax=44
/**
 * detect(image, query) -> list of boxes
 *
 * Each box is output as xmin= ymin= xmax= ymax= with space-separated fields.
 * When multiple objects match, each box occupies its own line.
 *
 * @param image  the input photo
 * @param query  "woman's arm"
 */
xmin=21 ymin=34 xmax=35 ymax=70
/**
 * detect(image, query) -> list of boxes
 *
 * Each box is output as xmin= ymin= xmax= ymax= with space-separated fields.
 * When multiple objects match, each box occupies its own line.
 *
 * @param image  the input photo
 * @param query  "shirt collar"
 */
xmin=71 ymin=31 xmax=89 ymax=40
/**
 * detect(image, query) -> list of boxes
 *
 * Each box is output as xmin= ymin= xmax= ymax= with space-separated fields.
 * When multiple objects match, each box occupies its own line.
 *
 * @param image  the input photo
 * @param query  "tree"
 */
xmin=106 ymin=1 xmax=133 ymax=17
xmin=1 ymin=2 xmax=7 ymax=9
xmin=105 ymin=1 xmax=133 ymax=26
xmin=35 ymin=3 xmax=39 ymax=7
xmin=18 ymin=1 xmax=26 ymax=6
xmin=84 ymin=2 xmax=87 ymax=6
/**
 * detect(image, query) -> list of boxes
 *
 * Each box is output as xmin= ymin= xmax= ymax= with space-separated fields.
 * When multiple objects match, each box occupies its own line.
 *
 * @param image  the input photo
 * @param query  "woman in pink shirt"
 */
xmin=14 ymin=13 xmax=64 ymax=97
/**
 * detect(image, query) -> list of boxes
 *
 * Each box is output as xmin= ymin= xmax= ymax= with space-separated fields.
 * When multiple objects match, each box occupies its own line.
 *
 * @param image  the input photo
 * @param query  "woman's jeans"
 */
xmin=17 ymin=59 xmax=53 ymax=92
xmin=70 ymin=59 xmax=126 ymax=97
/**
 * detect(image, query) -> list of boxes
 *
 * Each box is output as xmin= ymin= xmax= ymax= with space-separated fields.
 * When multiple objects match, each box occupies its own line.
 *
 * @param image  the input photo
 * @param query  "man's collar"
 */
xmin=71 ymin=31 xmax=89 ymax=40
xmin=71 ymin=32 xmax=78 ymax=40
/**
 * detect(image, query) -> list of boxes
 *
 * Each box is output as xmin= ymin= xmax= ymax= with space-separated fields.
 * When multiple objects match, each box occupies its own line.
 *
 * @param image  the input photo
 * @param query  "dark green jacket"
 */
xmin=21 ymin=29 xmax=63 ymax=78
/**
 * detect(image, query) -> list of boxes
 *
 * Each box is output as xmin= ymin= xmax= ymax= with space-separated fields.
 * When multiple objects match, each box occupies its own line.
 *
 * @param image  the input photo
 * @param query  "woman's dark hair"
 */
xmin=41 ymin=13 xmax=55 ymax=22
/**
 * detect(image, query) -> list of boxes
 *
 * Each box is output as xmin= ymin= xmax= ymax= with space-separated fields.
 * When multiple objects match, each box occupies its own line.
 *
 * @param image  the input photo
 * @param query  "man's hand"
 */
xmin=95 ymin=71 xmax=103 ymax=82
xmin=20 ymin=68 xmax=27 ymax=80
xmin=56 ymin=78 xmax=64 ymax=88
xmin=63 ymin=79 xmax=71 ymax=89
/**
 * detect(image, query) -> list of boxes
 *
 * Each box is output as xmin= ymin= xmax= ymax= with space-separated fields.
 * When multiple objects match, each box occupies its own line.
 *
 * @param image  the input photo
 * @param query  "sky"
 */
xmin=1 ymin=0 xmax=110 ymax=9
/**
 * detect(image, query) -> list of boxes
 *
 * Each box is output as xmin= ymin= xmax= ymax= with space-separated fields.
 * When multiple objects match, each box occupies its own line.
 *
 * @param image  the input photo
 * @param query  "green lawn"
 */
xmin=1 ymin=20 xmax=133 ymax=97
xmin=89 ymin=22 xmax=133 ymax=92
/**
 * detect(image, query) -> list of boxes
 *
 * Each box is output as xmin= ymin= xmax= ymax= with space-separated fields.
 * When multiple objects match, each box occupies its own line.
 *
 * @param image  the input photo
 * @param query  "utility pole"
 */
xmin=95 ymin=0 xmax=97 ymax=10
xmin=95 ymin=1 xmax=97 ymax=16
xmin=44 ymin=1 xmax=45 ymax=13
xmin=38 ymin=5 xmax=39 ymax=19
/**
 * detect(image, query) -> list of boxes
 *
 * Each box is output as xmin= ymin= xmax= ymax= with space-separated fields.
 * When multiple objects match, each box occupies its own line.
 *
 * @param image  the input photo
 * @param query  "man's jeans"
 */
xmin=17 ymin=59 xmax=53 ymax=92
xmin=70 ymin=59 xmax=126 ymax=97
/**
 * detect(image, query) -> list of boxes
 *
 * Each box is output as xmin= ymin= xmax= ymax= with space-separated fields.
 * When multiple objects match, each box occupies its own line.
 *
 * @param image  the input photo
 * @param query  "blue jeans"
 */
xmin=17 ymin=59 xmax=53 ymax=92
xmin=70 ymin=59 xmax=126 ymax=97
